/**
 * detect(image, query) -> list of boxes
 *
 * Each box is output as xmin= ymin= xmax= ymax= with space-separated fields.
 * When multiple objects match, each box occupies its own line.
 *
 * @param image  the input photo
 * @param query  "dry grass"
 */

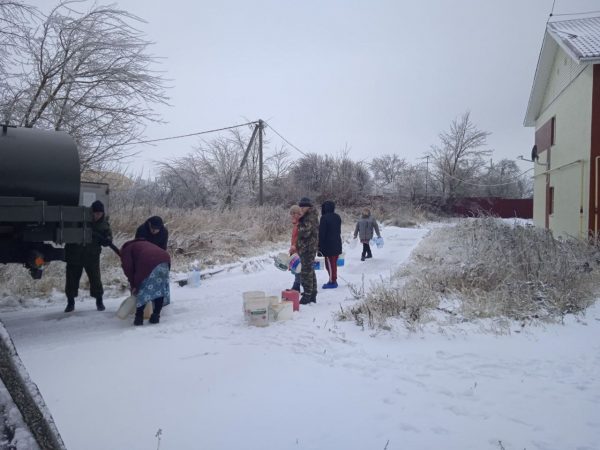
xmin=0 ymin=206 xmax=292 ymax=302
xmin=339 ymin=218 xmax=600 ymax=330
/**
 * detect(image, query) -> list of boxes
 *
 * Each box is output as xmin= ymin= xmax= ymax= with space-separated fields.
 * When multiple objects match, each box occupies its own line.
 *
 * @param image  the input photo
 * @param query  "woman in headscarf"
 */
xmin=120 ymin=238 xmax=171 ymax=326
xmin=135 ymin=216 xmax=169 ymax=250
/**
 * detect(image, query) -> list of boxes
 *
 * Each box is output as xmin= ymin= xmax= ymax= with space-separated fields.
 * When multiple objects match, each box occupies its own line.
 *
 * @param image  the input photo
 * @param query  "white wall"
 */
xmin=533 ymin=47 xmax=593 ymax=239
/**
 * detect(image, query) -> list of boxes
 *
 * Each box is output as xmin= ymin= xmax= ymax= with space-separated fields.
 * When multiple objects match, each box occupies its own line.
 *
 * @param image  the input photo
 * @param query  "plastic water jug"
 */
xmin=289 ymin=253 xmax=302 ymax=274
xmin=270 ymin=302 xmax=293 ymax=321
xmin=313 ymin=256 xmax=325 ymax=270
xmin=374 ymin=236 xmax=384 ymax=248
xmin=117 ymin=295 xmax=136 ymax=319
xmin=282 ymin=289 xmax=300 ymax=311
xmin=187 ymin=269 xmax=201 ymax=287
xmin=337 ymin=253 xmax=345 ymax=267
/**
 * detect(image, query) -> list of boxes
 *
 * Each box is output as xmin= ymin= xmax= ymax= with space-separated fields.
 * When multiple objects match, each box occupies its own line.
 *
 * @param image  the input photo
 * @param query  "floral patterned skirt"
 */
xmin=136 ymin=262 xmax=171 ymax=308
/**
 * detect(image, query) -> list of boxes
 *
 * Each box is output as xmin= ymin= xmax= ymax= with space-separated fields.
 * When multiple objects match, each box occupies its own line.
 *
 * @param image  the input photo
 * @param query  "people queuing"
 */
xmin=354 ymin=208 xmax=382 ymax=261
xmin=63 ymin=199 xmax=381 ymax=321
xmin=319 ymin=200 xmax=342 ymax=289
xmin=135 ymin=216 xmax=169 ymax=250
xmin=120 ymin=238 xmax=171 ymax=326
xmin=64 ymin=200 xmax=113 ymax=313
xmin=296 ymin=197 xmax=319 ymax=305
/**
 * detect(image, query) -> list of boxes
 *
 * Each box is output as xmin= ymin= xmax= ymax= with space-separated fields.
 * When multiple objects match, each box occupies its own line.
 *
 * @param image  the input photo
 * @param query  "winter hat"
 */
xmin=91 ymin=200 xmax=104 ymax=213
xmin=148 ymin=216 xmax=164 ymax=229
xmin=298 ymin=197 xmax=312 ymax=207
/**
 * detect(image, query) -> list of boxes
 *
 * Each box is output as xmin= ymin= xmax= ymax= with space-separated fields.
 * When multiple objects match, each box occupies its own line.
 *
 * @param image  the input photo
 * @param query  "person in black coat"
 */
xmin=135 ymin=216 xmax=169 ymax=250
xmin=319 ymin=200 xmax=342 ymax=289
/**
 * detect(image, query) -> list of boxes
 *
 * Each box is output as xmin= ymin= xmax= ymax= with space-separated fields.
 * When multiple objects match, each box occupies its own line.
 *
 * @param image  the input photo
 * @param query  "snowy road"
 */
xmin=2 ymin=225 xmax=600 ymax=450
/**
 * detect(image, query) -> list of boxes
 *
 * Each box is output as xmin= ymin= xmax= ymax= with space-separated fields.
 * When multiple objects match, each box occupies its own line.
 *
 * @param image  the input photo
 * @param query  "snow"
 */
xmin=1 ymin=225 xmax=600 ymax=450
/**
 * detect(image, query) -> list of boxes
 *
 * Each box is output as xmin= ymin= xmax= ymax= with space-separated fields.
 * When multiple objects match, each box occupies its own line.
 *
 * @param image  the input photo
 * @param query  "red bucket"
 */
xmin=282 ymin=289 xmax=300 ymax=311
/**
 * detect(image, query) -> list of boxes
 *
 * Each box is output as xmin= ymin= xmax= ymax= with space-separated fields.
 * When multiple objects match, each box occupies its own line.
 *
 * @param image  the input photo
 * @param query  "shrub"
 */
xmin=340 ymin=218 xmax=600 ymax=330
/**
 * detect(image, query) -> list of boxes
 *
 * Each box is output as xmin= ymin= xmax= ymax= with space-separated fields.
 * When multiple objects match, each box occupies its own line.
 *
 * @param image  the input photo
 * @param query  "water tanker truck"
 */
xmin=0 ymin=125 xmax=106 ymax=278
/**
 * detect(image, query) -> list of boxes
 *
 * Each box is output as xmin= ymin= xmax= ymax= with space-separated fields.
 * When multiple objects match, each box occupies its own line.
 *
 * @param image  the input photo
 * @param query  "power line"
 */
xmin=263 ymin=122 xmax=308 ymax=157
xmin=122 ymin=121 xmax=258 ymax=146
xmin=550 ymin=9 xmax=600 ymax=17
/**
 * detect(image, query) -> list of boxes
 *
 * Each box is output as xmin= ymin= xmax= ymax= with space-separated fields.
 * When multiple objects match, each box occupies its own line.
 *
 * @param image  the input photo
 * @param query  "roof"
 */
xmin=547 ymin=16 xmax=600 ymax=62
xmin=524 ymin=15 xmax=600 ymax=127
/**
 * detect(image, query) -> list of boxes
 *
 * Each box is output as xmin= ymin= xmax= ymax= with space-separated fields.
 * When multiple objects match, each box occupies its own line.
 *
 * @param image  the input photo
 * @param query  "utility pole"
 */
xmin=258 ymin=119 xmax=264 ymax=206
xmin=222 ymin=122 xmax=260 ymax=211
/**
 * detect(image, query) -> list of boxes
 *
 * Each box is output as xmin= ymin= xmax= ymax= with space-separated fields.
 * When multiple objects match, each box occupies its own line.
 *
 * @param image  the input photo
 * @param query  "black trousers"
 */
xmin=65 ymin=260 xmax=103 ymax=299
xmin=361 ymin=243 xmax=372 ymax=258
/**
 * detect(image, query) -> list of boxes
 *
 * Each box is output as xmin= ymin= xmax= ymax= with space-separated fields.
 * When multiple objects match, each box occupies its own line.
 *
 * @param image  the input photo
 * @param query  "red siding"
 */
xmin=452 ymin=197 xmax=533 ymax=219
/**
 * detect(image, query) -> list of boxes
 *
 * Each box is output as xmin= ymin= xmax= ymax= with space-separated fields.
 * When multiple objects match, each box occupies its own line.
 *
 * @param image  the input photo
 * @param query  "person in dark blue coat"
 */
xmin=135 ymin=216 xmax=169 ymax=250
xmin=319 ymin=200 xmax=342 ymax=289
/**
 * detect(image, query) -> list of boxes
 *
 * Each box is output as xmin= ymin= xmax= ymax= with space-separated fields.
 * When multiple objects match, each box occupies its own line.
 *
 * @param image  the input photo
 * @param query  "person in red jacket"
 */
xmin=120 ymin=238 xmax=171 ymax=326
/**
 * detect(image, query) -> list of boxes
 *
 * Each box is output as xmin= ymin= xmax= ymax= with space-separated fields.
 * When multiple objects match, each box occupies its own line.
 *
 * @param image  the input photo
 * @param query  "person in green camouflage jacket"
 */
xmin=64 ymin=200 xmax=113 ymax=313
xmin=297 ymin=197 xmax=319 ymax=304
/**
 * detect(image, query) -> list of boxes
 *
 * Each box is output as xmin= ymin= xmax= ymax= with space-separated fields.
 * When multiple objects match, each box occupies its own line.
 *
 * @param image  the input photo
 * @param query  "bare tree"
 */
xmin=370 ymin=154 xmax=407 ymax=194
xmin=1 ymin=1 xmax=169 ymax=172
xmin=477 ymin=159 xmax=532 ymax=199
xmin=399 ymin=163 xmax=428 ymax=202
xmin=0 ymin=1 xmax=35 ymax=72
xmin=289 ymin=153 xmax=335 ymax=200
xmin=264 ymin=144 xmax=292 ymax=184
xmin=429 ymin=111 xmax=491 ymax=201
xmin=156 ymin=156 xmax=211 ymax=209
xmin=286 ymin=151 xmax=370 ymax=205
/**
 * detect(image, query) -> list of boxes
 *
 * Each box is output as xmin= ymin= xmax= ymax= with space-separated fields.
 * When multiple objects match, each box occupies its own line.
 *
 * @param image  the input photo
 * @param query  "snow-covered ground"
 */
xmin=2 ymin=225 xmax=599 ymax=450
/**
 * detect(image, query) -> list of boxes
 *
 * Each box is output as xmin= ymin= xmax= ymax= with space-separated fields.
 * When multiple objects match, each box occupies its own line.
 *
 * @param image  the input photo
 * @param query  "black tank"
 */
xmin=0 ymin=126 xmax=80 ymax=206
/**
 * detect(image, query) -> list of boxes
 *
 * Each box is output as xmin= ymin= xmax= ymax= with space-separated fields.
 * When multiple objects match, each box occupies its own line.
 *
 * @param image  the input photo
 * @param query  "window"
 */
xmin=535 ymin=117 xmax=555 ymax=151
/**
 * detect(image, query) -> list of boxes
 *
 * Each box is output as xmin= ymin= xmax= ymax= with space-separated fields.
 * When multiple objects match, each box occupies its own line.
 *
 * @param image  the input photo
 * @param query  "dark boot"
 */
xmin=133 ymin=306 xmax=144 ymax=326
xmin=149 ymin=298 xmax=163 ymax=324
xmin=300 ymin=294 xmax=312 ymax=305
xmin=64 ymin=297 xmax=75 ymax=313
xmin=95 ymin=297 xmax=105 ymax=311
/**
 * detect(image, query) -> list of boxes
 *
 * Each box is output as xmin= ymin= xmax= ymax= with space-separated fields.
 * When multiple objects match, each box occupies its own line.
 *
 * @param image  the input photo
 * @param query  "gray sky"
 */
xmin=47 ymin=0 xmax=600 ymax=174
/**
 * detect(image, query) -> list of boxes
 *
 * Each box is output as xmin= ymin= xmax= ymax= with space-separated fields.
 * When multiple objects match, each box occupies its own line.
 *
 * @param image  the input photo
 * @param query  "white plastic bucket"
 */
xmin=266 ymin=296 xmax=280 ymax=307
xmin=270 ymin=301 xmax=293 ymax=321
xmin=243 ymin=291 xmax=266 ymax=321
xmin=246 ymin=297 xmax=269 ymax=327
xmin=274 ymin=253 xmax=289 ymax=271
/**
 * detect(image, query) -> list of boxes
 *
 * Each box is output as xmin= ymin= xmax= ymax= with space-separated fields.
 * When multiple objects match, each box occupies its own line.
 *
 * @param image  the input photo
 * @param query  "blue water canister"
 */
xmin=337 ymin=253 xmax=345 ymax=267
xmin=374 ymin=236 xmax=384 ymax=248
